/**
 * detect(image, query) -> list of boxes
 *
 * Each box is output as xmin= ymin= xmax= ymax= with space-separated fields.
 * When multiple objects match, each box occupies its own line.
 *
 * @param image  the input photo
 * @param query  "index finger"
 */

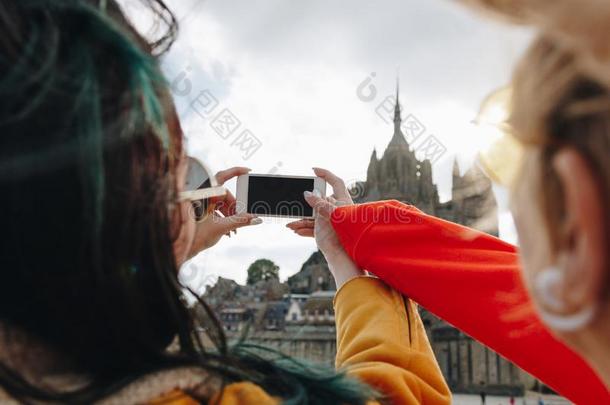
xmin=215 ymin=167 xmax=251 ymax=185
xmin=312 ymin=167 xmax=352 ymax=204
xmin=303 ymin=191 xmax=335 ymax=219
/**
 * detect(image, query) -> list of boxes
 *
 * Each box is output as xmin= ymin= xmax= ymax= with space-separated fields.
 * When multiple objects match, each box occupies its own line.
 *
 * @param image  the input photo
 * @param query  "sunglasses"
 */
xmin=474 ymin=86 xmax=524 ymax=189
xmin=179 ymin=157 xmax=227 ymax=221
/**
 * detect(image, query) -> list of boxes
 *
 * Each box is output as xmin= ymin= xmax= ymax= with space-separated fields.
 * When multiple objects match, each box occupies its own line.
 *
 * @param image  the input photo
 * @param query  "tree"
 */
xmin=246 ymin=259 xmax=279 ymax=285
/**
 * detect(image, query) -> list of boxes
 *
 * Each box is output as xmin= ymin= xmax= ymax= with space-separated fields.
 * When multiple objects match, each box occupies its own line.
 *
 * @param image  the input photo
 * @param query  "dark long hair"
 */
xmin=0 ymin=1 xmax=373 ymax=403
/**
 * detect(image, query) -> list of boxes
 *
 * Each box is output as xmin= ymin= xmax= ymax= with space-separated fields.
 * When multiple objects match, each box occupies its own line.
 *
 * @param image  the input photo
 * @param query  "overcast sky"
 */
xmin=123 ymin=0 xmax=532 ymax=289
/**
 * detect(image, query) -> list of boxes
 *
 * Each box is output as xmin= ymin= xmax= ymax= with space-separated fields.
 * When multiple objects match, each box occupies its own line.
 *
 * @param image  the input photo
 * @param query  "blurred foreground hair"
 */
xmin=459 ymin=0 xmax=610 ymax=289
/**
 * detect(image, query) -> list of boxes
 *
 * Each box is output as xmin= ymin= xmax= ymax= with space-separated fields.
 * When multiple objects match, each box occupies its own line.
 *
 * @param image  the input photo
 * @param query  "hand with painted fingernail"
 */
xmin=185 ymin=167 xmax=263 ymax=260
xmin=187 ymin=212 xmax=262 ymax=258
xmin=287 ymin=168 xmax=363 ymax=288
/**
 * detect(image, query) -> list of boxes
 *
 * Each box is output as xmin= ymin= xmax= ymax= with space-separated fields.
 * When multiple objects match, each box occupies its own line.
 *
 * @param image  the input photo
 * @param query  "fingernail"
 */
xmin=249 ymin=218 xmax=263 ymax=225
xmin=313 ymin=189 xmax=321 ymax=197
xmin=304 ymin=191 xmax=313 ymax=198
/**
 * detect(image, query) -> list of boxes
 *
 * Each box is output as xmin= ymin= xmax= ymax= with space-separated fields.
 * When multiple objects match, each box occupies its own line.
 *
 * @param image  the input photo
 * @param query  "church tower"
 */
xmin=373 ymin=78 xmax=431 ymax=203
xmin=386 ymin=78 xmax=411 ymax=151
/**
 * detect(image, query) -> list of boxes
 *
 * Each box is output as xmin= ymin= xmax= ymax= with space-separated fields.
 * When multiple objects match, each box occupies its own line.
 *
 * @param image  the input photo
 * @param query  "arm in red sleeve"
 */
xmin=330 ymin=200 xmax=609 ymax=405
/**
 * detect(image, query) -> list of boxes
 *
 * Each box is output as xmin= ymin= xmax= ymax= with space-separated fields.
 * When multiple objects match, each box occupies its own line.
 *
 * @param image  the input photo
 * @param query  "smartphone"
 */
xmin=236 ymin=174 xmax=326 ymax=218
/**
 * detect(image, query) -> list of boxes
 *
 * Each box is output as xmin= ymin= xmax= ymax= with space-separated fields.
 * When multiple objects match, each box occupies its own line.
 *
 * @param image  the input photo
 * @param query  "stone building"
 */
xmin=218 ymin=307 xmax=252 ymax=333
xmin=299 ymin=291 xmax=335 ymax=326
xmin=205 ymin=277 xmax=288 ymax=308
xmin=259 ymin=301 xmax=289 ymax=331
xmin=354 ymin=86 xmax=498 ymax=236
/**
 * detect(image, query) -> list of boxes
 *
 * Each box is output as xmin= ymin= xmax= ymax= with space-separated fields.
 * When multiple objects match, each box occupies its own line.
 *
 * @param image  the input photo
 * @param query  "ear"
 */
xmin=552 ymin=148 xmax=606 ymax=309
xmin=172 ymin=200 xmax=196 ymax=269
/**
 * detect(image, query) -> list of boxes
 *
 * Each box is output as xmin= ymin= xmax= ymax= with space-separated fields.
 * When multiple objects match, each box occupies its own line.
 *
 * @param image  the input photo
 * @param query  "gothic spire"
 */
xmin=394 ymin=76 xmax=401 ymax=126
xmin=387 ymin=75 xmax=409 ymax=149
xmin=452 ymin=158 xmax=461 ymax=177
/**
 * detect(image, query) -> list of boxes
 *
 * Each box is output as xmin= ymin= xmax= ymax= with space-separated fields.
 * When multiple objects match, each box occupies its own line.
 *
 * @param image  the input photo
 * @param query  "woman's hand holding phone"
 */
xmin=287 ymin=168 xmax=365 ymax=288
xmin=185 ymin=167 xmax=262 ymax=260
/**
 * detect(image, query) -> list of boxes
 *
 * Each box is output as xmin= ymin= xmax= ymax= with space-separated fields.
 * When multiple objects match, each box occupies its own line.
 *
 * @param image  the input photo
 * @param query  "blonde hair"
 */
xmin=461 ymin=0 xmax=610 ymax=260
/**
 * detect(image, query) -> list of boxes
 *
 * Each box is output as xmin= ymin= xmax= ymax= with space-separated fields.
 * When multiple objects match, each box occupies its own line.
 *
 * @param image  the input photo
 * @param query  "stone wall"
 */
xmin=227 ymin=326 xmax=337 ymax=367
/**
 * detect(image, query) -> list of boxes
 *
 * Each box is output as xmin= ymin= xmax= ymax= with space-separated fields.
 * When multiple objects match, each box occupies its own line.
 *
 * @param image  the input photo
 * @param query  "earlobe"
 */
xmin=534 ymin=265 xmax=596 ymax=331
xmin=172 ymin=200 xmax=196 ymax=269
xmin=552 ymin=148 xmax=606 ymax=311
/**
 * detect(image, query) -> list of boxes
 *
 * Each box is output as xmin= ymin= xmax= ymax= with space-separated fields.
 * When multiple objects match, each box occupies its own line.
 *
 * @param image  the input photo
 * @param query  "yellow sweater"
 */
xmin=152 ymin=276 xmax=451 ymax=405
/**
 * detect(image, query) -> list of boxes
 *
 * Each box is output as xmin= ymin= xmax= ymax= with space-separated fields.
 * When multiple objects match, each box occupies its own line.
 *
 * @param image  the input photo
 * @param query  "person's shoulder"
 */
xmin=149 ymin=388 xmax=199 ymax=404
xmin=209 ymin=382 xmax=279 ymax=404
xmin=2 ymin=367 xmax=278 ymax=405
xmin=150 ymin=382 xmax=279 ymax=405
xmin=100 ymin=367 xmax=213 ymax=404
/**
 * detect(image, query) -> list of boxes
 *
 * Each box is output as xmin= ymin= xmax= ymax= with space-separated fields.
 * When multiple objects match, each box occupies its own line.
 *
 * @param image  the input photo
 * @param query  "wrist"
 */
xmin=325 ymin=251 xmax=364 ymax=289
xmin=322 ymin=244 xmax=351 ymax=264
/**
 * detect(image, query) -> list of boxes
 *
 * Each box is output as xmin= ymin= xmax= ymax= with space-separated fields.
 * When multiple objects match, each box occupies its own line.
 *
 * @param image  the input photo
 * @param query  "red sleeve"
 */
xmin=330 ymin=200 xmax=609 ymax=404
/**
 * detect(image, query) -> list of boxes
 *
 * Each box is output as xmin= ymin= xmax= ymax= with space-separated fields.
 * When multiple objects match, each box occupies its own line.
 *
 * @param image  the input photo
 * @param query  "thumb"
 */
xmin=304 ymin=191 xmax=334 ymax=218
xmin=214 ymin=213 xmax=262 ymax=234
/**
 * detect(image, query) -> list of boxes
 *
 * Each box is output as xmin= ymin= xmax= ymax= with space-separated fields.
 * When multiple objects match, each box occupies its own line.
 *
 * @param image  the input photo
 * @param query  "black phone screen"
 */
xmin=247 ymin=176 xmax=314 ymax=217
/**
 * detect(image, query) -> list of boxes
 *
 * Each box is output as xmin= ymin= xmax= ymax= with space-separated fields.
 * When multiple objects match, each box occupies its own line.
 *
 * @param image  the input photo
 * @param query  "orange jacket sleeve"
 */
xmin=330 ymin=200 xmax=609 ymax=404
xmin=334 ymin=276 xmax=451 ymax=404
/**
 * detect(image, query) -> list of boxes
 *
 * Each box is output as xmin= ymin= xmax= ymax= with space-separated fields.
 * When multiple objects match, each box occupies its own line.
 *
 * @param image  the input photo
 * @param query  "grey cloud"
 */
xmin=170 ymin=0 xmax=532 ymax=109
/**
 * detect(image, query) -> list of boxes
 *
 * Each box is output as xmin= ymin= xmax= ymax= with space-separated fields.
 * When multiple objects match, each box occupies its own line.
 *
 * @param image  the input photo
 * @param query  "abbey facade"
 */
xmin=353 ymin=89 xmax=498 ymax=236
